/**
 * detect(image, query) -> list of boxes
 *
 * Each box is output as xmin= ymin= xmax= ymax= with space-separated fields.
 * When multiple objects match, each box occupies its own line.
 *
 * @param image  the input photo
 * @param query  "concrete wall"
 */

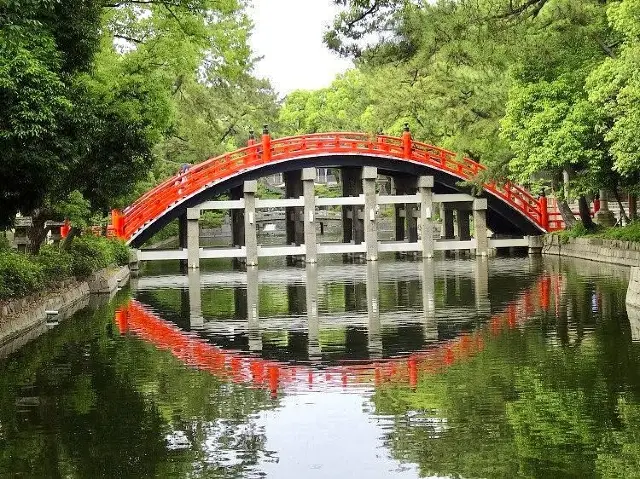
xmin=0 ymin=266 xmax=129 ymax=348
xmin=627 ymin=267 xmax=640 ymax=309
xmin=543 ymin=235 xmax=640 ymax=268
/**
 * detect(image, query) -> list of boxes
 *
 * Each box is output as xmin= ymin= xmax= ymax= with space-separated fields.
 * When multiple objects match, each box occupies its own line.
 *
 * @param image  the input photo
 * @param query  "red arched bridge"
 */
xmin=111 ymin=129 xmax=559 ymax=247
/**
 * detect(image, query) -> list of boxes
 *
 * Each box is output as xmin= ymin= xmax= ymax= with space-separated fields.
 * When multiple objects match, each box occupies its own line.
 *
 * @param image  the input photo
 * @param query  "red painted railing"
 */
xmin=113 ymin=132 xmax=557 ymax=243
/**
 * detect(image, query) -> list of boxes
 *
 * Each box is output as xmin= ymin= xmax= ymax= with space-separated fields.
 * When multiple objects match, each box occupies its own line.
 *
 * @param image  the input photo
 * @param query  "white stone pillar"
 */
xmin=473 ymin=199 xmax=488 ymax=257
xmin=419 ymin=176 xmax=434 ymax=258
xmin=363 ymin=166 xmax=378 ymax=261
xmin=244 ymin=180 xmax=258 ymax=266
xmin=186 ymin=207 xmax=200 ymax=269
xmin=302 ymin=168 xmax=317 ymax=263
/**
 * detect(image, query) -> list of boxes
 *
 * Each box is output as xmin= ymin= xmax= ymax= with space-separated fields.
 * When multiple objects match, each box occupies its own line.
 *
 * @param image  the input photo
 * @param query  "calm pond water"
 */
xmin=1 ymin=255 xmax=639 ymax=478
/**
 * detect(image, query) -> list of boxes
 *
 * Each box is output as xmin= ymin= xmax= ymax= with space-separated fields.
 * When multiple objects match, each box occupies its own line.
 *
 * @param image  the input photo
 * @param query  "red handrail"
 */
xmin=115 ymin=132 xmax=555 ymax=242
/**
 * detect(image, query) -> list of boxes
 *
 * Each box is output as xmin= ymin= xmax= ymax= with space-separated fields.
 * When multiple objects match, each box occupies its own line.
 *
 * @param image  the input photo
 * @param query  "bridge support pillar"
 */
xmin=391 ymin=178 xmax=405 ymax=248
xmin=302 ymin=168 xmax=317 ymax=263
xmin=457 ymin=207 xmax=471 ymax=242
xmin=231 ymin=186 xmax=245 ymax=268
xmin=419 ymin=176 xmax=434 ymax=258
xmin=342 ymin=167 xmax=364 ymax=260
xmin=285 ymin=170 xmax=304 ymax=265
xmin=363 ymin=166 xmax=378 ymax=261
xmin=442 ymin=204 xmax=455 ymax=258
xmin=473 ymin=199 xmax=488 ymax=257
xmin=187 ymin=207 xmax=201 ymax=269
xmin=528 ymin=235 xmax=543 ymax=255
xmin=244 ymin=180 xmax=258 ymax=266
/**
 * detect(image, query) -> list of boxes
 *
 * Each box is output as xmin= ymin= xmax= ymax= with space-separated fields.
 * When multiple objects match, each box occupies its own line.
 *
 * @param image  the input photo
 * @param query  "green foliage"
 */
xmin=108 ymin=239 xmax=130 ymax=266
xmin=599 ymin=221 xmax=640 ymax=242
xmin=0 ymin=251 xmax=44 ymax=300
xmin=35 ymin=245 xmax=73 ymax=284
xmin=68 ymin=236 xmax=114 ymax=278
xmin=200 ymin=211 xmax=225 ymax=229
xmin=256 ymin=183 xmax=284 ymax=199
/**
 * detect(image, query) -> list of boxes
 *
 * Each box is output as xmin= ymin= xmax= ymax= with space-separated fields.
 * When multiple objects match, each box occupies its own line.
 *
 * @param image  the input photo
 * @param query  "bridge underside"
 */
xmin=129 ymin=154 xmax=542 ymax=248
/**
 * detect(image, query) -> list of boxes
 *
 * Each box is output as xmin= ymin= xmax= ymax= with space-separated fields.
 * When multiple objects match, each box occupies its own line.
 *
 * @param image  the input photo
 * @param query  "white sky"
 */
xmin=249 ymin=0 xmax=353 ymax=97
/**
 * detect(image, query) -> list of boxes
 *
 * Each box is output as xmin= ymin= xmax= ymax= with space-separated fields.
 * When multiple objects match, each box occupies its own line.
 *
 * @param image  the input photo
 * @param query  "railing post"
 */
xmin=60 ymin=219 xmax=71 ymax=239
xmin=261 ymin=124 xmax=271 ymax=164
xmin=402 ymin=123 xmax=412 ymax=159
xmin=247 ymin=129 xmax=257 ymax=164
xmin=111 ymin=209 xmax=124 ymax=239
xmin=539 ymin=190 xmax=549 ymax=231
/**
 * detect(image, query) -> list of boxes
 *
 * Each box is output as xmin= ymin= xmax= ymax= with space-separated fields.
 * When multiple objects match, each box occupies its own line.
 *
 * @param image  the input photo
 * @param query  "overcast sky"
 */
xmin=249 ymin=0 xmax=353 ymax=97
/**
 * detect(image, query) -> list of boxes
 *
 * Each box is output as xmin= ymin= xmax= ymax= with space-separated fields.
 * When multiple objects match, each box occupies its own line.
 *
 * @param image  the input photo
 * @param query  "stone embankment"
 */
xmin=542 ymin=235 xmax=640 ymax=268
xmin=0 ymin=265 xmax=130 ymax=349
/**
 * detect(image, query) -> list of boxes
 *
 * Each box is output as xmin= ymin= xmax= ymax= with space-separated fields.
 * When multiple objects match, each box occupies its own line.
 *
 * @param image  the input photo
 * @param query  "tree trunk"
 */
xmin=578 ymin=195 xmax=595 ymax=230
xmin=629 ymin=194 xmax=637 ymax=222
xmin=27 ymin=210 xmax=48 ymax=255
xmin=613 ymin=187 xmax=630 ymax=225
xmin=61 ymin=227 xmax=80 ymax=251
xmin=557 ymin=198 xmax=577 ymax=229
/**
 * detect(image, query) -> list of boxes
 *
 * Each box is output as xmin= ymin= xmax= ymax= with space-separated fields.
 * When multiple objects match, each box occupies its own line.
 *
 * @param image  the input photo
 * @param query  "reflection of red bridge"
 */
xmin=115 ymin=274 xmax=560 ymax=396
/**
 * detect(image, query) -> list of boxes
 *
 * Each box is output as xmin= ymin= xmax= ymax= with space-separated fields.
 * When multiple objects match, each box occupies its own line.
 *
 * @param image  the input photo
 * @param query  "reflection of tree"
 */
xmin=0 ymin=294 xmax=275 ymax=477
xmin=371 ymin=262 xmax=640 ymax=479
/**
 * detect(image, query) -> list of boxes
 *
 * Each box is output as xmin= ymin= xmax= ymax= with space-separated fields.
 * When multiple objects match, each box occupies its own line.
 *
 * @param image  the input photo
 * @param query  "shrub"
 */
xmin=69 ymin=236 xmax=112 ymax=278
xmin=108 ymin=239 xmax=130 ymax=266
xmin=600 ymin=221 xmax=640 ymax=242
xmin=0 ymin=251 xmax=44 ymax=300
xmin=36 ymin=246 xmax=73 ymax=285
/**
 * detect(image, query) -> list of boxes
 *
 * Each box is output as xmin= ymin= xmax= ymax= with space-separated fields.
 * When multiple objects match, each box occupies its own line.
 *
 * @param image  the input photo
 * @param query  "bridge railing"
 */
xmin=117 ymin=132 xmax=550 ymax=242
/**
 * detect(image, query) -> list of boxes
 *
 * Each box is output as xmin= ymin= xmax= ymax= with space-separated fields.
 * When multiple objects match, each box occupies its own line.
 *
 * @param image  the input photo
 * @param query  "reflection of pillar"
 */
xmin=306 ymin=263 xmax=321 ymax=359
xmin=246 ymin=266 xmax=261 ymax=352
xmin=421 ymin=259 xmax=437 ymax=341
xmin=188 ymin=268 xmax=203 ymax=329
xmin=363 ymin=166 xmax=378 ymax=261
xmin=302 ymin=168 xmax=317 ymax=263
xmin=419 ymin=176 xmax=434 ymax=258
xmin=244 ymin=181 xmax=258 ymax=266
xmin=474 ymin=257 xmax=490 ymax=314
xmin=366 ymin=261 xmax=382 ymax=358
xmin=187 ymin=207 xmax=200 ymax=269
xmin=473 ymin=199 xmax=488 ymax=256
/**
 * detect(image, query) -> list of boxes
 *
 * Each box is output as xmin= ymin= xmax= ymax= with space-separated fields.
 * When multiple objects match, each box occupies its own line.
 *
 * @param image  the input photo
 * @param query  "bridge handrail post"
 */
xmin=402 ymin=123 xmax=412 ymax=159
xmin=261 ymin=125 xmax=271 ymax=163
xmin=247 ymin=129 xmax=258 ymax=164
xmin=539 ymin=190 xmax=549 ymax=231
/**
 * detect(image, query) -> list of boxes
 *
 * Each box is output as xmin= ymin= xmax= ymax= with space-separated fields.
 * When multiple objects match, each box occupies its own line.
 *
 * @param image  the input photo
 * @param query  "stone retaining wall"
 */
xmin=542 ymin=235 xmax=640 ymax=268
xmin=0 ymin=265 xmax=129 ymax=348
xmin=627 ymin=267 xmax=640 ymax=309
